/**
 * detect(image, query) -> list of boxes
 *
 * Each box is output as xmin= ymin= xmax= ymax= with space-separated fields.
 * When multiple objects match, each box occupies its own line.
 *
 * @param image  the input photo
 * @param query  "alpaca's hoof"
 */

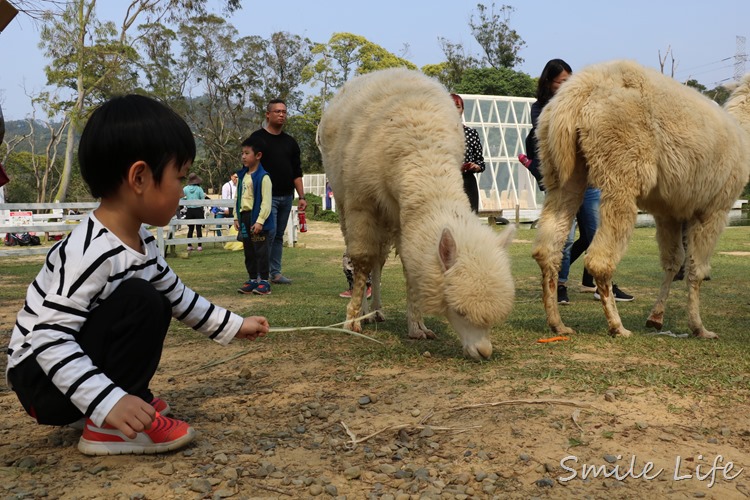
xmin=551 ymin=325 xmax=575 ymax=336
xmin=609 ymin=326 xmax=632 ymax=338
xmin=408 ymin=327 xmax=436 ymax=340
xmin=364 ymin=310 xmax=386 ymax=323
xmin=345 ymin=320 xmax=362 ymax=333
xmin=693 ymin=329 xmax=719 ymax=339
xmin=645 ymin=315 xmax=663 ymax=331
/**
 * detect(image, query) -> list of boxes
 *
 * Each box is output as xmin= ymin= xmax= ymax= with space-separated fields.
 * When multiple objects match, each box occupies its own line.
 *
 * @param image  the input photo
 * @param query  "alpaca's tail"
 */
xmin=536 ymin=99 xmax=581 ymax=189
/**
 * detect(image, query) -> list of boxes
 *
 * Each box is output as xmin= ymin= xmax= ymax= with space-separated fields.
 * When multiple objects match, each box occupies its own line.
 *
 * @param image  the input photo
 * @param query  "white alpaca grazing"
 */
xmin=532 ymin=60 xmax=750 ymax=338
xmin=317 ymin=68 xmax=515 ymax=359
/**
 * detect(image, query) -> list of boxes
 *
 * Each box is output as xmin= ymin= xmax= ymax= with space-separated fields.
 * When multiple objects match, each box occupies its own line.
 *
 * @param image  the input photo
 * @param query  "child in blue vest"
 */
xmin=235 ymin=136 xmax=275 ymax=295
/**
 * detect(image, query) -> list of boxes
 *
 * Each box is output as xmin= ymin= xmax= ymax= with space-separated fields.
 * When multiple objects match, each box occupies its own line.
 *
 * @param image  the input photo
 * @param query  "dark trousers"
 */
xmin=8 ymin=279 xmax=172 ymax=425
xmin=240 ymin=211 xmax=270 ymax=280
xmin=462 ymin=173 xmax=479 ymax=213
xmin=186 ymin=207 xmax=203 ymax=240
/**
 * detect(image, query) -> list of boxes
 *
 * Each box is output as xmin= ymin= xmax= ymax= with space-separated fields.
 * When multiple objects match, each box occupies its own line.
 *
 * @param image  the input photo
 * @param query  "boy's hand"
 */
xmin=234 ymin=316 xmax=270 ymax=340
xmin=252 ymin=222 xmax=262 ymax=234
xmin=233 ymin=220 xmax=239 ymax=230
xmin=105 ymin=394 xmax=156 ymax=439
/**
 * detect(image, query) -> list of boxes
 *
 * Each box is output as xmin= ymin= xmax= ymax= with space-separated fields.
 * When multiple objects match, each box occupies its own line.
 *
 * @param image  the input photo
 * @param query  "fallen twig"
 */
xmin=340 ymin=420 xmax=481 ymax=449
xmin=254 ymin=483 xmax=293 ymax=496
xmin=571 ymin=408 xmax=584 ymax=433
xmin=450 ymin=398 xmax=594 ymax=412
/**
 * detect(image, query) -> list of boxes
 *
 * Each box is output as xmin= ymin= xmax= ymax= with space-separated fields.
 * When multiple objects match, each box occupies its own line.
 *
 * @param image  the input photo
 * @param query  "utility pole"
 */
xmin=735 ymin=36 xmax=747 ymax=82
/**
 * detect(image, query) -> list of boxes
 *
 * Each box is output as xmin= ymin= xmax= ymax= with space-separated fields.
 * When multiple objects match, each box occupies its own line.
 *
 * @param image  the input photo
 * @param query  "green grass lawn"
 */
xmin=3 ymin=223 xmax=749 ymax=403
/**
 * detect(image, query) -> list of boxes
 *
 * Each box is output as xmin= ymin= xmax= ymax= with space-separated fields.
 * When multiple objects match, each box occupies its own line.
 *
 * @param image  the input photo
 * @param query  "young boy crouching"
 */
xmin=5 ymin=95 xmax=269 ymax=456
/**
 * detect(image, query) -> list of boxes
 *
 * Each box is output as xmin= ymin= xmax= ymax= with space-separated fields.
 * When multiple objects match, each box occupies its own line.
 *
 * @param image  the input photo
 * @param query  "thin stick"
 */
xmin=254 ymin=483 xmax=293 ymax=496
xmin=450 ymin=398 xmax=594 ymax=412
xmin=177 ymin=312 xmax=382 ymax=375
xmin=340 ymin=420 xmax=481 ymax=449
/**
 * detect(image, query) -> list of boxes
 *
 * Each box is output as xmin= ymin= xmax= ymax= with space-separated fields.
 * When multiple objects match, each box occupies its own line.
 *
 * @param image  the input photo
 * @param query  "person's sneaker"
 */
xmin=77 ymin=412 xmax=195 ymax=456
xmin=69 ymin=397 xmax=171 ymax=431
xmin=271 ymin=274 xmax=292 ymax=285
xmin=557 ymin=284 xmax=570 ymax=305
xmin=340 ymin=287 xmax=372 ymax=299
xmin=594 ymin=284 xmax=635 ymax=302
xmin=253 ymin=280 xmax=272 ymax=295
xmin=187 ymin=245 xmax=193 ymax=252
xmin=238 ymin=280 xmax=259 ymax=294
xmin=150 ymin=397 xmax=171 ymax=416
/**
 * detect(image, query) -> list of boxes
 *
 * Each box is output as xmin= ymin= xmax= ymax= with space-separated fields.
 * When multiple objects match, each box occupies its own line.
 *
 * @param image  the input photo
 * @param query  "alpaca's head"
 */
xmin=438 ymin=224 xmax=516 ymax=359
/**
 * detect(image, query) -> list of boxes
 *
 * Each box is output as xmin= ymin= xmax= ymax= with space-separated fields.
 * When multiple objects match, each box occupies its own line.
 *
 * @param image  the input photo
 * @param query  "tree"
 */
xmin=685 ymin=79 xmax=707 ymax=93
xmin=177 ymin=15 xmax=264 ymax=189
xmin=38 ymin=0 xmax=245 ymax=202
xmin=454 ymin=67 xmax=535 ymax=97
xmin=258 ymin=32 xmax=314 ymax=112
xmin=704 ymin=85 xmax=731 ymax=106
xmin=135 ymin=22 xmax=188 ymax=111
xmin=303 ymin=33 xmax=415 ymax=101
xmin=422 ymin=38 xmax=480 ymax=91
xmin=285 ymin=96 xmax=325 ymax=173
xmin=469 ymin=2 xmax=525 ymax=69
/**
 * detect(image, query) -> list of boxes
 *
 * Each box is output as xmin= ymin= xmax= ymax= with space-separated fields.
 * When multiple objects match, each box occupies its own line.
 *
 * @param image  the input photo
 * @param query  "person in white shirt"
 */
xmin=215 ymin=172 xmax=238 ymax=236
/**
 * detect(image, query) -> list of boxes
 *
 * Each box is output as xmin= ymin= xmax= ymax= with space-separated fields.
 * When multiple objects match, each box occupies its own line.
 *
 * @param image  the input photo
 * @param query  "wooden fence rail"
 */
xmin=0 ymin=201 xmax=300 ymax=258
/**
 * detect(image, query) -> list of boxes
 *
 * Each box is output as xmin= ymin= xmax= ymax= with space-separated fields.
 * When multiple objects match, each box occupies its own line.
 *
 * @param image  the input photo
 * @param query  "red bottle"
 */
xmin=298 ymin=210 xmax=307 ymax=232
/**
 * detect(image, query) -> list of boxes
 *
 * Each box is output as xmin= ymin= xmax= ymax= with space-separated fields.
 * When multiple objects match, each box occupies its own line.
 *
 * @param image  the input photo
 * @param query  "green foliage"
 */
xmin=285 ymin=97 xmax=324 ymax=173
xmin=469 ymin=2 xmax=526 ymax=69
xmin=423 ymin=38 xmax=481 ymax=91
xmin=454 ymin=67 xmax=536 ymax=97
xmin=303 ymin=32 xmax=415 ymax=100
xmin=685 ymin=79 xmax=707 ymax=93
xmin=704 ymin=85 xmax=732 ymax=106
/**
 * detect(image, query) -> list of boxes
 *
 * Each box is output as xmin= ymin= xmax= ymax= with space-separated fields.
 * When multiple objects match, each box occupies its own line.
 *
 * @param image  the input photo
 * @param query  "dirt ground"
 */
xmin=1 ymin=222 xmax=749 ymax=499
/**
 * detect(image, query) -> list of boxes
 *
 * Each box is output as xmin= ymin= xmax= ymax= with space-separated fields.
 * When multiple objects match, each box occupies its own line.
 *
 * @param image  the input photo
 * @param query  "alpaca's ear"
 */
xmin=438 ymin=228 xmax=457 ymax=271
xmin=496 ymin=224 xmax=515 ymax=249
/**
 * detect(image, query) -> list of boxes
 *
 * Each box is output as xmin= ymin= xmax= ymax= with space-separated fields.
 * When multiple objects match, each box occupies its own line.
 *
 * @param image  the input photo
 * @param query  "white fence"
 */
xmin=0 ymin=200 xmax=300 ymax=258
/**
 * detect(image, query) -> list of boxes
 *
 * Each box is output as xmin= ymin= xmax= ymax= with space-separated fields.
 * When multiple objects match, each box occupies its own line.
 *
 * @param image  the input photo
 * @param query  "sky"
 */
xmin=1 ymin=0 xmax=749 ymax=120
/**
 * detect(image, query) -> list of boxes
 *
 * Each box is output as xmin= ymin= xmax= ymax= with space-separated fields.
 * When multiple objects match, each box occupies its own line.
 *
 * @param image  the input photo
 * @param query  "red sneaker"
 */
xmin=77 ymin=412 xmax=195 ymax=455
xmin=339 ymin=289 xmax=353 ymax=298
xmin=69 ymin=397 xmax=170 ymax=431
xmin=150 ymin=397 xmax=171 ymax=416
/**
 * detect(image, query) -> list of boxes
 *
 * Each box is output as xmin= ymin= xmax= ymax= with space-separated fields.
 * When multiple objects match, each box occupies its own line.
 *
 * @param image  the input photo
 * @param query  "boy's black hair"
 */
xmin=79 ymin=94 xmax=196 ymax=199
xmin=241 ymin=135 xmax=267 ymax=156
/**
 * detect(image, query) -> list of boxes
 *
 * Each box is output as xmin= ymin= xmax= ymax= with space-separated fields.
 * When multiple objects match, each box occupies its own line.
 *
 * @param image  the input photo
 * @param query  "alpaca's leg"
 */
xmin=402 ymin=265 xmax=435 ymax=339
xmin=646 ymin=215 xmax=684 ymax=330
xmin=532 ymin=170 xmax=587 ymax=335
xmin=343 ymin=210 xmax=379 ymax=333
xmin=685 ymin=211 xmax=726 ymax=339
xmin=584 ymin=189 xmax=639 ymax=338
xmin=345 ymin=262 xmax=371 ymax=333
xmin=364 ymin=246 xmax=387 ymax=324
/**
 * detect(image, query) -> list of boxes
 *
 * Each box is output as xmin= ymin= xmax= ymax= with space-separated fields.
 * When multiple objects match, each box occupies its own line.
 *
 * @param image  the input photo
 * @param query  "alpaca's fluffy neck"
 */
xmin=725 ymin=78 xmax=750 ymax=138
